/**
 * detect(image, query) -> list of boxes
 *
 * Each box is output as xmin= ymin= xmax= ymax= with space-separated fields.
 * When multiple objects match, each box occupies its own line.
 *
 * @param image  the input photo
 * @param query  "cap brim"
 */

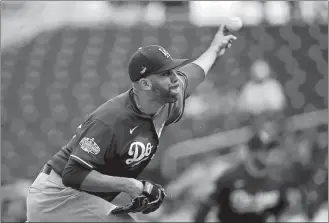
xmin=152 ymin=58 xmax=189 ymax=74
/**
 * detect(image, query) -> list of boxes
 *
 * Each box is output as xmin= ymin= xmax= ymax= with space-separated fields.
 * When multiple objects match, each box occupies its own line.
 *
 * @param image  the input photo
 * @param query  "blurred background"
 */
xmin=1 ymin=1 xmax=328 ymax=222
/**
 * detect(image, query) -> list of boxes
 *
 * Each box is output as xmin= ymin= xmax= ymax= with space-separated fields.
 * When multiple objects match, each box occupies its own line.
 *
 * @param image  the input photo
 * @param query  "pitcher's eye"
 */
xmin=162 ymin=71 xmax=170 ymax=76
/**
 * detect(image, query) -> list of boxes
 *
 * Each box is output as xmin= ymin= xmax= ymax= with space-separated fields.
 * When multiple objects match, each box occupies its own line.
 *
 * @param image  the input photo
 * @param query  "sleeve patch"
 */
xmin=79 ymin=137 xmax=100 ymax=155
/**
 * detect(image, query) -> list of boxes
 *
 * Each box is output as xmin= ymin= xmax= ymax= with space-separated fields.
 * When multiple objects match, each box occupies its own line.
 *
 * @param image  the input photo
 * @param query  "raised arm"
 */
xmin=179 ymin=25 xmax=237 ymax=97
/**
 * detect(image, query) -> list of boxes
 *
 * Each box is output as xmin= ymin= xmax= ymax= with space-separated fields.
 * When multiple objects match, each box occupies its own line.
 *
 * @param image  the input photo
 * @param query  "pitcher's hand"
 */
xmin=209 ymin=25 xmax=237 ymax=56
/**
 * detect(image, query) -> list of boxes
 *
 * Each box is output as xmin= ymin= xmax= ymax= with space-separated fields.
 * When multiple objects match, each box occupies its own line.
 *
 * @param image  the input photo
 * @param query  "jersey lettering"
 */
xmin=126 ymin=142 xmax=153 ymax=167
xmin=230 ymin=190 xmax=279 ymax=213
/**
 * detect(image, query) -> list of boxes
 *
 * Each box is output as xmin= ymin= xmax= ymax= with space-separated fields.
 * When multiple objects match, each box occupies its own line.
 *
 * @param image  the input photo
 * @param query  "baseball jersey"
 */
xmin=48 ymin=63 xmax=205 ymax=202
xmin=195 ymin=163 xmax=288 ymax=223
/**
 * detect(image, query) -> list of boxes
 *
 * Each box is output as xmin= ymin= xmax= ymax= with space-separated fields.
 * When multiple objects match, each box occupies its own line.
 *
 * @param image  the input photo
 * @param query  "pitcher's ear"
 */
xmin=139 ymin=78 xmax=152 ymax=90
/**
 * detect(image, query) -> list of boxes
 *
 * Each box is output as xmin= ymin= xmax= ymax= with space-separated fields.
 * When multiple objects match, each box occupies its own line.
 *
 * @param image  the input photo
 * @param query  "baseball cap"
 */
xmin=128 ymin=45 xmax=188 ymax=82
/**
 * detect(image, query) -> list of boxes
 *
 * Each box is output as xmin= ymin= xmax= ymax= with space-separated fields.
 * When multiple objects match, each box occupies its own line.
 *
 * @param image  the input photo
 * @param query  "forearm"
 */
xmin=178 ymin=48 xmax=218 ymax=96
xmin=62 ymin=159 xmax=143 ymax=196
xmin=192 ymin=47 xmax=219 ymax=75
xmin=178 ymin=30 xmax=234 ymax=96
xmin=80 ymin=170 xmax=143 ymax=196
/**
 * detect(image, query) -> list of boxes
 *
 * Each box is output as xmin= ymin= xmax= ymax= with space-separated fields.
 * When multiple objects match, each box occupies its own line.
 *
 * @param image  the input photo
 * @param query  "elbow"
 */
xmin=62 ymin=168 xmax=77 ymax=188
xmin=190 ymin=63 xmax=206 ymax=79
xmin=62 ymin=163 xmax=91 ymax=189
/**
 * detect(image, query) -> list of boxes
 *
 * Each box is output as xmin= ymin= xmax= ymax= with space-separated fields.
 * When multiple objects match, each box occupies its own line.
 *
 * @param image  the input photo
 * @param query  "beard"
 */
xmin=152 ymin=84 xmax=179 ymax=104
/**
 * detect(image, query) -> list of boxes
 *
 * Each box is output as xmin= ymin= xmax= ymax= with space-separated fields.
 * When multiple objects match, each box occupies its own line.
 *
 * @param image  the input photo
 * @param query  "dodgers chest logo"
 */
xmin=126 ymin=142 xmax=154 ymax=167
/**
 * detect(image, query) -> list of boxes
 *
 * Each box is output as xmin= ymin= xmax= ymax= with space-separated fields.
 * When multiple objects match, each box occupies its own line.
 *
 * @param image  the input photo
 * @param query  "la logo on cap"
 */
xmin=158 ymin=48 xmax=171 ymax=59
xmin=140 ymin=66 xmax=147 ymax=74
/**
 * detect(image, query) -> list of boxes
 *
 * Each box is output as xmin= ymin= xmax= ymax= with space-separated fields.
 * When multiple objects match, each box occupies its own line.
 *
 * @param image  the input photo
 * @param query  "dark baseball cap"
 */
xmin=128 ymin=45 xmax=188 ymax=82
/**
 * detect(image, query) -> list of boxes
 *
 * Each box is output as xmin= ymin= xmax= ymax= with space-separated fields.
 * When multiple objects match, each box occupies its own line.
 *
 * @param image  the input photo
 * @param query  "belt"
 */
xmin=41 ymin=164 xmax=53 ymax=175
xmin=37 ymin=164 xmax=66 ymax=188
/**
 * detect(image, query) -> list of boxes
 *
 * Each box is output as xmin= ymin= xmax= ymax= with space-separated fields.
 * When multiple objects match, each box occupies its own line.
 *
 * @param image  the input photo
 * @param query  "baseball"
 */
xmin=225 ymin=17 xmax=243 ymax=32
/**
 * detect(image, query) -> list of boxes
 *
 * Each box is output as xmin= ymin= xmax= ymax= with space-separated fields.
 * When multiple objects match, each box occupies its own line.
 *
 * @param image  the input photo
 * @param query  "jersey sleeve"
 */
xmin=211 ymin=165 xmax=241 ymax=201
xmin=165 ymin=63 xmax=206 ymax=126
xmin=68 ymin=118 xmax=117 ymax=170
xmin=165 ymin=71 xmax=188 ymax=126
xmin=178 ymin=63 xmax=205 ymax=98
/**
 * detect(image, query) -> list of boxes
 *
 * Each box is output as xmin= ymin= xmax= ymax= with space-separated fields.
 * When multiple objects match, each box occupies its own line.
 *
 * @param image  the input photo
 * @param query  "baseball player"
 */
xmin=194 ymin=125 xmax=289 ymax=223
xmin=26 ymin=25 xmax=237 ymax=222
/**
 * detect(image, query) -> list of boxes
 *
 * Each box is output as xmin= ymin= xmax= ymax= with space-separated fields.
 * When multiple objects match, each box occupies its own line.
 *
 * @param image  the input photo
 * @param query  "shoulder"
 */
xmin=210 ymin=164 xmax=245 ymax=198
xmin=88 ymin=90 xmax=135 ymax=130
xmin=177 ymin=71 xmax=188 ymax=87
xmin=214 ymin=163 xmax=244 ymax=188
xmin=165 ymin=72 xmax=188 ymax=126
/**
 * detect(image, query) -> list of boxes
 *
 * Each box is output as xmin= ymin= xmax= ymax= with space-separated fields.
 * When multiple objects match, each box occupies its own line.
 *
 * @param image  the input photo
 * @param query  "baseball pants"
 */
xmin=26 ymin=167 xmax=136 ymax=222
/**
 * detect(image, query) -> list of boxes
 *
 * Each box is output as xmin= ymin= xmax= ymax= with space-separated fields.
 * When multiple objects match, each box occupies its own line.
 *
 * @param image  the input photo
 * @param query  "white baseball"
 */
xmin=225 ymin=17 xmax=243 ymax=32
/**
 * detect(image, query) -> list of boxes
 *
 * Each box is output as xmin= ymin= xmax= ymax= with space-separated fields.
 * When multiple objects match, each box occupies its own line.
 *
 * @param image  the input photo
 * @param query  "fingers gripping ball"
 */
xmin=225 ymin=17 xmax=243 ymax=32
